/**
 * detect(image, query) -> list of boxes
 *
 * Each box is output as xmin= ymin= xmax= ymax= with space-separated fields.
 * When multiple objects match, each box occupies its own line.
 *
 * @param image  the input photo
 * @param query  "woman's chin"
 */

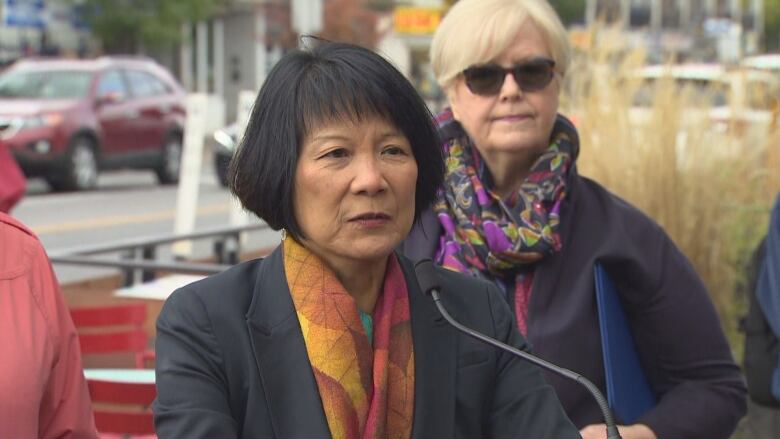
xmin=488 ymin=136 xmax=548 ymax=155
xmin=341 ymin=239 xmax=400 ymax=263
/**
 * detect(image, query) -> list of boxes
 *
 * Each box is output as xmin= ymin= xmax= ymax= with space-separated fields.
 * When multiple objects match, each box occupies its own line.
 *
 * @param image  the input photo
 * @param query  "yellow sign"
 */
xmin=393 ymin=7 xmax=442 ymax=35
xmin=569 ymin=29 xmax=593 ymax=50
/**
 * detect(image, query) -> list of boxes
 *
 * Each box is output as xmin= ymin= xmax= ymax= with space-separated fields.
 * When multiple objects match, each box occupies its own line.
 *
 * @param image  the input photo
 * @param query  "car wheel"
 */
xmin=49 ymin=137 xmax=98 ymax=192
xmin=156 ymin=135 xmax=182 ymax=185
xmin=215 ymin=152 xmax=231 ymax=187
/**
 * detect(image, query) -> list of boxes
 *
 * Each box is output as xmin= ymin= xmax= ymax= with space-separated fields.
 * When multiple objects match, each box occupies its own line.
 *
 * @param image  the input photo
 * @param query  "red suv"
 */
xmin=0 ymin=56 xmax=186 ymax=191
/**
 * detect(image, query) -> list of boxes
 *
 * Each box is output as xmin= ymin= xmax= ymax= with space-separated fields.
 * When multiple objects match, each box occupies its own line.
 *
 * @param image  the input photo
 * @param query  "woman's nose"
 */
xmin=500 ymin=71 xmax=523 ymax=100
xmin=351 ymin=156 xmax=387 ymax=195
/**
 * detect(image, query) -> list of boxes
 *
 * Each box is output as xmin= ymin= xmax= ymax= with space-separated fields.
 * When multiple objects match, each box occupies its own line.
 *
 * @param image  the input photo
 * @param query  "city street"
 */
xmin=13 ymin=168 xmax=280 ymax=284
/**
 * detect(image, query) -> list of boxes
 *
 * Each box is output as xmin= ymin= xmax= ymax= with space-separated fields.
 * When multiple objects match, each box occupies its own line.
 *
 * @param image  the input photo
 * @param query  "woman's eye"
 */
xmin=321 ymin=148 xmax=348 ymax=159
xmin=383 ymin=145 xmax=407 ymax=156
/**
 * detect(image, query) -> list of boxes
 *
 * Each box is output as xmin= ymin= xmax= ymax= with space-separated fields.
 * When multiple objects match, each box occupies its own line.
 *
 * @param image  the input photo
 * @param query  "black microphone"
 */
xmin=414 ymin=259 xmax=622 ymax=439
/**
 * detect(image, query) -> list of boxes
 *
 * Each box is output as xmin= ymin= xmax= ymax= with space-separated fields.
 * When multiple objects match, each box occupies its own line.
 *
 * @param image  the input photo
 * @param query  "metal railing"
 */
xmin=49 ymin=223 xmax=270 ymax=286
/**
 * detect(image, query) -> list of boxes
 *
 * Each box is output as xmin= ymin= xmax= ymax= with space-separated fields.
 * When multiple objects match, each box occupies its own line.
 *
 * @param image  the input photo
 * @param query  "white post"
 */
xmin=705 ymin=0 xmax=718 ymax=17
xmin=236 ymin=91 xmax=255 ymax=148
xmin=620 ymin=0 xmax=631 ymax=28
xmin=754 ymin=0 xmax=764 ymax=44
xmin=196 ymin=21 xmax=209 ymax=94
xmin=679 ymin=0 xmax=691 ymax=31
xmin=213 ymin=19 xmax=225 ymax=98
xmin=180 ymin=24 xmax=193 ymax=91
xmin=254 ymin=13 xmax=268 ymax=90
xmin=212 ymin=19 xmax=226 ymax=130
xmin=730 ymin=0 xmax=742 ymax=24
xmin=270 ymin=44 xmax=283 ymax=68
xmin=585 ymin=0 xmax=597 ymax=26
xmin=172 ymin=94 xmax=209 ymax=258
xmin=292 ymin=0 xmax=323 ymax=46
xmin=650 ymin=0 xmax=662 ymax=32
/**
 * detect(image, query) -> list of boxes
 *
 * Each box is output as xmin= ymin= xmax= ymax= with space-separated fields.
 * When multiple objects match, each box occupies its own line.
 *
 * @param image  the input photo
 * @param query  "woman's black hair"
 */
xmin=228 ymin=41 xmax=444 ymax=239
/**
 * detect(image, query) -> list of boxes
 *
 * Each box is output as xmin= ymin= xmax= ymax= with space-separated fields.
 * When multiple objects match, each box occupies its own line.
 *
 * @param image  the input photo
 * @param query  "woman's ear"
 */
xmin=447 ymin=85 xmax=462 ymax=121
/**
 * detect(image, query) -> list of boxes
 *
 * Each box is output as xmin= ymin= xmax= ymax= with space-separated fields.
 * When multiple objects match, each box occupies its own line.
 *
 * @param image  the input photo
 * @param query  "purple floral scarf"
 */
xmin=433 ymin=109 xmax=577 ymax=335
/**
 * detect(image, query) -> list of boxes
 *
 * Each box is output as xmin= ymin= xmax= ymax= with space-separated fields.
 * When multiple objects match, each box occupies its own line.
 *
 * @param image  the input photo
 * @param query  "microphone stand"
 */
xmin=429 ymin=287 xmax=622 ymax=439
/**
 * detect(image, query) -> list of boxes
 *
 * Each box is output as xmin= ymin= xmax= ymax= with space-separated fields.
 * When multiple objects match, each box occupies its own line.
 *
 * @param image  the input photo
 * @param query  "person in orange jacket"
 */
xmin=0 ymin=212 xmax=98 ymax=438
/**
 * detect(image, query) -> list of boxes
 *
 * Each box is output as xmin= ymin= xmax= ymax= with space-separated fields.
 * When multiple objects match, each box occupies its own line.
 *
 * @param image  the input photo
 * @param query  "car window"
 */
xmin=96 ymin=70 xmax=127 ymax=100
xmin=147 ymin=75 xmax=171 ymax=94
xmin=680 ymin=79 xmax=728 ymax=106
xmin=744 ymin=79 xmax=779 ymax=111
xmin=125 ymin=70 xmax=168 ymax=98
xmin=632 ymin=78 xmax=728 ymax=107
xmin=0 ymin=70 xmax=91 ymax=99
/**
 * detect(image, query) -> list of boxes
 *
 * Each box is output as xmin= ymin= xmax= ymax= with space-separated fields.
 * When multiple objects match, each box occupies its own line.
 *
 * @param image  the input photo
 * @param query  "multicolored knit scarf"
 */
xmin=283 ymin=237 xmax=415 ymax=439
xmin=433 ymin=110 xmax=577 ymax=335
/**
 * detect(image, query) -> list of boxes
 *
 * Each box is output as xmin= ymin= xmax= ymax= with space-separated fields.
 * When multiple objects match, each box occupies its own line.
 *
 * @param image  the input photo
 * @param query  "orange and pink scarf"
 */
xmin=283 ymin=237 xmax=415 ymax=439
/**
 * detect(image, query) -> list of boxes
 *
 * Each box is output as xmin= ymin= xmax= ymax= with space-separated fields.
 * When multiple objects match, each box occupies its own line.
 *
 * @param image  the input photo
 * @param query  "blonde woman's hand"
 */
xmin=579 ymin=423 xmax=657 ymax=439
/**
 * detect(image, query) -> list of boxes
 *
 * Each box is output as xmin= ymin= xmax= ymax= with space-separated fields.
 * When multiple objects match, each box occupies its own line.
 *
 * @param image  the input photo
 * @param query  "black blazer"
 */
xmin=153 ymin=246 xmax=579 ymax=439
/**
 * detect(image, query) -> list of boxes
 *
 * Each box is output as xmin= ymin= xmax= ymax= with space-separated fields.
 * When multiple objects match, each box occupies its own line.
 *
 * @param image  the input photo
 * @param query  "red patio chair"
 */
xmin=71 ymin=303 xmax=155 ymax=368
xmin=87 ymin=378 xmax=156 ymax=438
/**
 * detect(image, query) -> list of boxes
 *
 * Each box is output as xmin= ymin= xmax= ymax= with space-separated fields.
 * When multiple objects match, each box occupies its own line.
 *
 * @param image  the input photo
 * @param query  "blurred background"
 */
xmin=1 ymin=1 xmax=779 ymax=437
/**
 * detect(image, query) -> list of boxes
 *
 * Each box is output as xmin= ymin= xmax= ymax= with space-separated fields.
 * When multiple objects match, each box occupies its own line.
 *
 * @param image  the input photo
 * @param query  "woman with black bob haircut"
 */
xmin=229 ymin=40 xmax=443 ymax=235
xmin=153 ymin=41 xmax=580 ymax=439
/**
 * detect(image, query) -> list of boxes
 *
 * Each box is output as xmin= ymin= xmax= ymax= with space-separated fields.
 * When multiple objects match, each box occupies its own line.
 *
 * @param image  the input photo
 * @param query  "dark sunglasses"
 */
xmin=462 ymin=58 xmax=556 ymax=96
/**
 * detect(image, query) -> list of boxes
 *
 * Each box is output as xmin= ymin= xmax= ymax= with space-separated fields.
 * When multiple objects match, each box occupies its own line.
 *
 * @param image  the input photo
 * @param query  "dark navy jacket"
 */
xmin=399 ymin=111 xmax=746 ymax=439
xmin=153 ymin=246 xmax=579 ymax=439
xmin=400 ymin=171 xmax=747 ymax=439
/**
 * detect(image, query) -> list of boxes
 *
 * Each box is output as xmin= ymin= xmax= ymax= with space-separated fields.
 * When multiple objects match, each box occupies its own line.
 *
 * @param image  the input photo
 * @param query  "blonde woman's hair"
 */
xmin=430 ymin=0 xmax=571 ymax=90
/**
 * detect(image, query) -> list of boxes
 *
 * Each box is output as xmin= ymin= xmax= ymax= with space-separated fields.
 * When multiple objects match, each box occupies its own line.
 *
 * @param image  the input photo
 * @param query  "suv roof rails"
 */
xmin=97 ymin=54 xmax=156 ymax=62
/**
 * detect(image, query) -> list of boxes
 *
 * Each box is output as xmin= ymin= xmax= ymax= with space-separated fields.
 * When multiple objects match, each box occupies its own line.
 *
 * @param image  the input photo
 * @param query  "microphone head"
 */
xmin=414 ymin=259 xmax=441 ymax=296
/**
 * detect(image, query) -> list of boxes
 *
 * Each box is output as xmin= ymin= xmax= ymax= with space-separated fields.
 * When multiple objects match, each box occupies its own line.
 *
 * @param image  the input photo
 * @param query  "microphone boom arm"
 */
xmin=430 ymin=289 xmax=622 ymax=439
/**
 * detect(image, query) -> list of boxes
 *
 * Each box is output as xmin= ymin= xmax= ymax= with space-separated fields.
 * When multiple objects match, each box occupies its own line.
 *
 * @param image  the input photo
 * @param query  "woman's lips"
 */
xmin=495 ymin=114 xmax=532 ymax=122
xmin=349 ymin=212 xmax=391 ymax=228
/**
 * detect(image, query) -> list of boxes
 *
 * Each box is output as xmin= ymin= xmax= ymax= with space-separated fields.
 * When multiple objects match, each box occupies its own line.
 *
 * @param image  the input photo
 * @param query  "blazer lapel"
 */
xmin=245 ymin=247 xmax=331 ymax=439
xmin=399 ymin=255 xmax=456 ymax=439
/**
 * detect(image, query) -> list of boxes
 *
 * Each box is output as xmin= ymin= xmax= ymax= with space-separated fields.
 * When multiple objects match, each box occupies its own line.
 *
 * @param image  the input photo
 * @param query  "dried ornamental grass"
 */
xmin=561 ymin=32 xmax=777 ymax=346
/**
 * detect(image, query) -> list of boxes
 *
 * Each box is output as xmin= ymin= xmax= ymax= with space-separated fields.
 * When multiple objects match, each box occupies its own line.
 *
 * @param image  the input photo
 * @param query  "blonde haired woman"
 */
xmin=401 ymin=1 xmax=747 ymax=438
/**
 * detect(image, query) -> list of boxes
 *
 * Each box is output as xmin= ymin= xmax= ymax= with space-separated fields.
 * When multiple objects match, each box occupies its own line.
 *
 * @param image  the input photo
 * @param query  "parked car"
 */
xmin=212 ymin=122 xmax=238 ymax=187
xmin=629 ymin=63 xmax=778 ymax=129
xmin=742 ymin=54 xmax=780 ymax=72
xmin=627 ymin=64 xmax=778 ymax=160
xmin=0 ymin=56 xmax=186 ymax=191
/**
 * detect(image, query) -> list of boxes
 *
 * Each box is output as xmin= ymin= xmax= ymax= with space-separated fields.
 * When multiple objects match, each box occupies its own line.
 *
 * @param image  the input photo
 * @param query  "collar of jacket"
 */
xmin=243 ymin=245 xmax=457 ymax=438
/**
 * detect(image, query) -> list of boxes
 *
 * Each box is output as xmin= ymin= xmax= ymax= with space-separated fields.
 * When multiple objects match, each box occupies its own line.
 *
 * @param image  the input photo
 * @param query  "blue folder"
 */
xmin=594 ymin=263 xmax=656 ymax=424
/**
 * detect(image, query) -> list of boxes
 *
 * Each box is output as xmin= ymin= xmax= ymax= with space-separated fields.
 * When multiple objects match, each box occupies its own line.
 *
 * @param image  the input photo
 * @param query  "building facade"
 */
xmin=585 ymin=0 xmax=765 ymax=62
xmin=0 ymin=0 xmax=91 ymax=66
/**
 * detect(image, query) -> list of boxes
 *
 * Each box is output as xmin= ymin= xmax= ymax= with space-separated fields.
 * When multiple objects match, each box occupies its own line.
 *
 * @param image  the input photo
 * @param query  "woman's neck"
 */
xmin=326 ymin=256 xmax=387 ymax=314
xmin=479 ymin=148 xmax=542 ymax=199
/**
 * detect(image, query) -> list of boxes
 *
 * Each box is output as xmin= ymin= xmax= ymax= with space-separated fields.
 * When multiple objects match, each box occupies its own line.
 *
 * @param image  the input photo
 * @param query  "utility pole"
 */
xmin=586 ymin=0 xmax=597 ymax=27
xmin=754 ymin=0 xmax=764 ymax=42
xmin=620 ymin=0 xmax=631 ymax=28
xmin=650 ymin=0 xmax=662 ymax=32
xmin=291 ymin=0 xmax=323 ymax=48
xmin=679 ymin=0 xmax=691 ymax=31
xmin=196 ymin=21 xmax=208 ymax=93
xmin=180 ymin=24 xmax=193 ymax=91
xmin=730 ymin=0 xmax=742 ymax=25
